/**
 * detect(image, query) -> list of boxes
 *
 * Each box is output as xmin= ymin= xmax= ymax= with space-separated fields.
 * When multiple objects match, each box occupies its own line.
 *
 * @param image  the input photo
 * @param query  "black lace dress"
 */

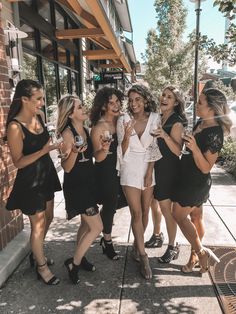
xmin=154 ymin=113 xmax=184 ymax=201
xmin=6 ymin=115 xmax=61 ymax=215
xmin=63 ymin=124 xmax=98 ymax=220
xmin=172 ymin=122 xmax=224 ymax=207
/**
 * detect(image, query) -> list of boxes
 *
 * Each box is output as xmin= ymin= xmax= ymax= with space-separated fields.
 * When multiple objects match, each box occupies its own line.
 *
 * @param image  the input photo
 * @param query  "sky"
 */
xmin=128 ymin=0 xmax=227 ymax=68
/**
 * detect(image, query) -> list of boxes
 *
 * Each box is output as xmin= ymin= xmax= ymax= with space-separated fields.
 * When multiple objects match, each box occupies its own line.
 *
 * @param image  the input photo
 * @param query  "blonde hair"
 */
xmin=56 ymin=95 xmax=80 ymax=135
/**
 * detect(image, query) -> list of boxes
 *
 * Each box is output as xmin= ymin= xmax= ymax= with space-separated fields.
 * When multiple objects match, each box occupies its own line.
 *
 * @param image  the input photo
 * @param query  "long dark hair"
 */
xmin=6 ymin=79 xmax=43 ymax=130
xmin=90 ymin=87 xmax=124 ymax=126
xmin=127 ymin=84 xmax=157 ymax=113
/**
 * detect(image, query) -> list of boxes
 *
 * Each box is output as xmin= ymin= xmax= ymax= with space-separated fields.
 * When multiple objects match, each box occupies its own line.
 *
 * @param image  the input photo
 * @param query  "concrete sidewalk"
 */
xmin=0 ymin=165 xmax=235 ymax=313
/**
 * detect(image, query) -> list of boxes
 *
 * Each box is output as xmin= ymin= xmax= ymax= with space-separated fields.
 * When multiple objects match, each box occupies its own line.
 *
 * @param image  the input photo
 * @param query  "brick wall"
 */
xmin=0 ymin=3 xmax=23 ymax=251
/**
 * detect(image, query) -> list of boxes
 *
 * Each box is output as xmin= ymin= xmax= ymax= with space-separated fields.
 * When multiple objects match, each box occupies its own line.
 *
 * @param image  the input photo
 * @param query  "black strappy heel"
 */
xmin=36 ymin=262 xmax=60 ymax=285
xmin=81 ymin=256 xmax=96 ymax=272
xmin=64 ymin=258 xmax=80 ymax=284
xmin=100 ymin=237 xmax=119 ymax=260
xmin=29 ymin=252 xmax=54 ymax=267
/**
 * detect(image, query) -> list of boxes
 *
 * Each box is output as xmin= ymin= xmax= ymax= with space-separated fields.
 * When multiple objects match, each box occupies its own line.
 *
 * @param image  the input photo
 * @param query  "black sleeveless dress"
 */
xmin=154 ymin=113 xmax=184 ymax=201
xmin=63 ymin=124 xmax=98 ymax=220
xmin=94 ymin=134 xmax=119 ymax=210
xmin=172 ymin=121 xmax=224 ymax=207
xmin=6 ymin=115 xmax=61 ymax=215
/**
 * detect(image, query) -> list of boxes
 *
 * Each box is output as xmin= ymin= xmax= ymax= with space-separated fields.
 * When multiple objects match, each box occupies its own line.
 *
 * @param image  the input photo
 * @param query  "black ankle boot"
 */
xmin=100 ymin=237 xmax=119 ymax=260
xmin=158 ymin=243 xmax=180 ymax=263
xmin=64 ymin=258 xmax=80 ymax=284
xmin=81 ymin=256 xmax=96 ymax=272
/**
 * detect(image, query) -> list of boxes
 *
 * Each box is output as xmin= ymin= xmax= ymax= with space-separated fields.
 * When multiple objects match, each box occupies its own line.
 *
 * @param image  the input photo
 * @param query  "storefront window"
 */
xmin=41 ymin=36 xmax=54 ymax=60
xmin=59 ymin=67 xmax=69 ymax=96
xmin=71 ymin=71 xmax=77 ymax=95
xmin=58 ymin=45 xmax=67 ymax=65
xmin=42 ymin=59 xmax=58 ymax=122
xmin=37 ymin=0 xmax=51 ymax=23
xmin=20 ymin=24 xmax=36 ymax=51
xmin=22 ymin=52 xmax=38 ymax=80
xmin=55 ymin=9 xmax=65 ymax=30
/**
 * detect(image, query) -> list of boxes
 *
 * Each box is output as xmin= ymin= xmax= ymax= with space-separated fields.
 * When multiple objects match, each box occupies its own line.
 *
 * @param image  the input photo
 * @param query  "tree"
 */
xmin=200 ymin=1 xmax=236 ymax=65
xmin=143 ymin=0 xmax=207 ymax=96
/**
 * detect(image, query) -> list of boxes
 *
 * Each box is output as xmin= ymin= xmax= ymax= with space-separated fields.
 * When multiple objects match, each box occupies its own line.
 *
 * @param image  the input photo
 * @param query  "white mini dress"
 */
xmin=116 ymin=112 xmax=162 ymax=190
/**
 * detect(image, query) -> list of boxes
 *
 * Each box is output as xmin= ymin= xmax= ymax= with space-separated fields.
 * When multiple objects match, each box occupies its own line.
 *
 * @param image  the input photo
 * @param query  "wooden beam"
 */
xmin=56 ymin=28 xmax=104 ymax=39
xmin=99 ymin=63 xmax=124 ymax=68
xmin=82 ymin=49 xmax=117 ymax=60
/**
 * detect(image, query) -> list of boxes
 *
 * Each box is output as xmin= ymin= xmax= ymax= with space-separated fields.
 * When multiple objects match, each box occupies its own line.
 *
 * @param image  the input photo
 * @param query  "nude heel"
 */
xmin=197 ymin=247 xmax=220 ymax=273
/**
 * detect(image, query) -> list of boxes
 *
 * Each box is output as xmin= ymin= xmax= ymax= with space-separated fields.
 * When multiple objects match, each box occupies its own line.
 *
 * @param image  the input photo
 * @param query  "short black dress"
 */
xmin=172 ymin=122 xmax=224 ymax=207
xmin=6 ymin=115 xmax=61 ymax=215
xmin=154 ymin=113 xmax=184 ymax=201
xmin=94 ymin=134 xmax=119 ymax=209
xmin=63 ymin=124 xmax=98 ymax=220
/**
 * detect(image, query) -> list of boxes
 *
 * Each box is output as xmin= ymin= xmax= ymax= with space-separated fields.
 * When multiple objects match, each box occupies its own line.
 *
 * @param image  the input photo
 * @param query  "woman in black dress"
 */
xmin=90 ymin=87 xmax=123 ymax=260
xmin=57 ymin=95 xmax=103 ymax=284
xmin=146 ymin=86 xmax=186 ymax=263
xmin=6 ymin=79 xmax=61 ymax=285
xmin=172 ymin=88 xmax=232 ymax=273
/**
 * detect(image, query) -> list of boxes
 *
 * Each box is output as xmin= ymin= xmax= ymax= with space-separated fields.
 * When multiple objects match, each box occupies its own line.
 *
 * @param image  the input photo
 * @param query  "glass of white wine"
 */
xmin=74 ymin=135 xmax=89 ymax=162
xmin=101 ymin=130 xmax=113 ymax=155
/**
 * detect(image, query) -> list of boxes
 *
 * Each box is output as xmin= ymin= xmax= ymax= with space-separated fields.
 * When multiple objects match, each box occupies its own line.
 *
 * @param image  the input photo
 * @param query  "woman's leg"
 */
xmin=73 ymin=212 xmax=103 ymax=265
xmin=159 ymin=199 xmax=177 ymax=246
xmin=141 ymin=187 xmax=154 ymax=232
xmin=172 ymin=202 xmax=202 ymax=252
xmin=151 ymin=198 xmax=162 ymax=235
xmin=44 ymin=199 xmax=54 ymax=238
xmin=29 ymin=211 xmax=57 ymax=282
xmin=77 ymin=216 xmax=89 ymax=245
xmin=123 ymin=186 xmax=145 ymax=256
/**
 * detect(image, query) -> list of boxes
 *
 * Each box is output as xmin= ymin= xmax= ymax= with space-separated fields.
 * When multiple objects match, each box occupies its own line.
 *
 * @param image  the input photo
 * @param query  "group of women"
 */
xmin=5 ymin=79 xmax=232 ymax=285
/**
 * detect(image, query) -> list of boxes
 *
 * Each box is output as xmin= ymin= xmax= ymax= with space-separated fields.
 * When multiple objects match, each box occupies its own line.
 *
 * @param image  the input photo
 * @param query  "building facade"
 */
xmin=0 ymin=0 xmax=136 ymax=251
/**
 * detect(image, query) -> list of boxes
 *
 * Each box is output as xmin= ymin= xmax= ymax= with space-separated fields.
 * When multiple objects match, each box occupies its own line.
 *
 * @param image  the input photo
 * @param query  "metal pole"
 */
xmin=193 ymin=0 xmax=201 ymax=126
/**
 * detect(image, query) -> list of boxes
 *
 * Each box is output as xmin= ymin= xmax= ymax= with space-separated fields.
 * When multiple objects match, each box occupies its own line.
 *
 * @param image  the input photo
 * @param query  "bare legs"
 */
xmin=29 ymin=210 xmax=57 ymax=283
xmin=159 ymin=199 xmax=177 ymax=246
xmin=123 ymin=185 xmax=153 ymax=279
xmin=150 ymin=198 xmax=162 ymax=235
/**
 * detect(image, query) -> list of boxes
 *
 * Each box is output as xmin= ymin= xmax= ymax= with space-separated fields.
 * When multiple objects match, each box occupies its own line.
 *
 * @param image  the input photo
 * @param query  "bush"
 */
xmin=218 ymin=137 xmax=236 ymax=178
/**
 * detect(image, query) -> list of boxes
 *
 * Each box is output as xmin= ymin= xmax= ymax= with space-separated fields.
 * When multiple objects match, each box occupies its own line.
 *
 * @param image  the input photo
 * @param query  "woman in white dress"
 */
xmin=117 ymin=85 xmax=162 ymax=279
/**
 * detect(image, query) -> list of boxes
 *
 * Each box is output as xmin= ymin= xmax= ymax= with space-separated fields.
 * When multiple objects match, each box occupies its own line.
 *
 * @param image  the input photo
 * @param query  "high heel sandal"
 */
xmin=64 ymin=258 xmax=80 ymax=284
xmin=158 ymin=243 xmax=180 ymax=264
xmin=140 ymin=254 xmax=152 ymax=280
xmin=196 ymin=247 xmax=220 ymax=274
xmin=29 ymin=252 xmax=54 ymax=268
xmin=181 ymin=250 xmax=199 ymax=273
xmin=100 ymin=237 xmax=119 ymax=260
xmin=81 ymin=256 xmax=96 ymax=272
xmin=36 ymin=262 xmax=60 ymax=285
xmin=145 ymin=232 xmax=164 ymax=248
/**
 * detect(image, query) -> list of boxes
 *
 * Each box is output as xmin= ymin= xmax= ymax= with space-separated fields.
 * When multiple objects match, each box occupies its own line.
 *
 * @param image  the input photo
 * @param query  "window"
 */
xmin=20 ymin=24 xmax=36 ymax=51
xmin=59 ymin=67 xmax=69 ymax=96
xmin=37 ymin=0 xmax=51 ymax=23
xmin=41 ymin=36 xmax=54 ymax=60
xmin=23 ymin=53 xmax=38 ymax=80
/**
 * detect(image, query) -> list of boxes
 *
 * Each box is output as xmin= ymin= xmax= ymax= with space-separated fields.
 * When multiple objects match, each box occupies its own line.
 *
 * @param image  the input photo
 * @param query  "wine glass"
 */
xmin=146 ymin=119 xmax=162 ymax=161
xmin=47 ymin=125 xmax=67 ymax=159
xmin=181 ymin=125 xmax=192 ymax=155
xmin=101 ymin=130 xmax=113 ymax=155
xmin=74 ymin=135 xmax=89 ymax=162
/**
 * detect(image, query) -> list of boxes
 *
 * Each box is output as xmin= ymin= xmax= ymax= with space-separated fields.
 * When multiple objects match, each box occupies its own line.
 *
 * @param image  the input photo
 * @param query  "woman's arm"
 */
xmin=91 ymin=125 xmax=110 ymax=162
xmin=60 ymin=128 xmax=79 ymax=173
xmin=7 ymin=122 xmax=57 ymax=169
xmin=156 ymin=122 xmax=183 ymax=157
xmin=185 ymin=134 xmax=219 ymax=174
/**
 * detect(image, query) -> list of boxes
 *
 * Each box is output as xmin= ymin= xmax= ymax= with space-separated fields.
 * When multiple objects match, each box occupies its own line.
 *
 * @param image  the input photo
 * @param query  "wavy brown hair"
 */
xmin=90 ymin=87 xmax=124 ymax=126
xmin=127 ymin=84 xmax=157 ymax=113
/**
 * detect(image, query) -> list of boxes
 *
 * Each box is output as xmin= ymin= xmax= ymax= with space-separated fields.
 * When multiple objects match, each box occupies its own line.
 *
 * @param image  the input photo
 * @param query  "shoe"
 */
xmin=145 ymin=233 xmax=164 ymax=248
xmin=196 ymin=247 xmax=220 ymax=274
xmin=100 ymin=237 xmax=119 ymax=260
xmin=140 ymin=254 xmax=152 ymax=280
xmin=81 ymin=256 xmax=96 ymax=272
xmin=36 ymin=262 xmax=60 ymax=285
xmin=181 ymin=250 xmax=199 ymax=273
xmin=131 ymin=244 xmax=140 ymax=262
xmin=158 ymin=243 xmax=180 ymax=264
xmin=29 ymin=252 xmax=54 ymax=268
xmin=64 ymin=258 xmax=80 ymax=284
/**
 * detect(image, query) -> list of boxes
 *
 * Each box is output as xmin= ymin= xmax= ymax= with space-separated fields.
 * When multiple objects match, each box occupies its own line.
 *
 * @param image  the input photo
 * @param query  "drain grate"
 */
xmin=208 ymin=246 xmax=236 ymax=314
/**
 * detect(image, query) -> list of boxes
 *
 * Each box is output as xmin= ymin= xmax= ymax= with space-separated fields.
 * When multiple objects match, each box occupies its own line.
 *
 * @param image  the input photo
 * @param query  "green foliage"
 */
xmin=200 ymin=1 xmax=236 ymax=65
xmin=143 ymin=0 xmax=207 ymax=95
xmin=219 ymin=136 xmax=236 ymax=177
xmin=212 ymin=80 xmax=236 ymax=100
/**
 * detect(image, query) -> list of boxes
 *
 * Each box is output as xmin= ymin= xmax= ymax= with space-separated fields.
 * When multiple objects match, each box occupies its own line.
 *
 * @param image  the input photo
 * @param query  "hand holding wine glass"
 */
xmin=181 ymin=125 xmax=192 ymax=155
xmin=101 ymin=130 xmax=113 ymax=155
xmin=74 ymin=135 xmax=89 ymax=162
